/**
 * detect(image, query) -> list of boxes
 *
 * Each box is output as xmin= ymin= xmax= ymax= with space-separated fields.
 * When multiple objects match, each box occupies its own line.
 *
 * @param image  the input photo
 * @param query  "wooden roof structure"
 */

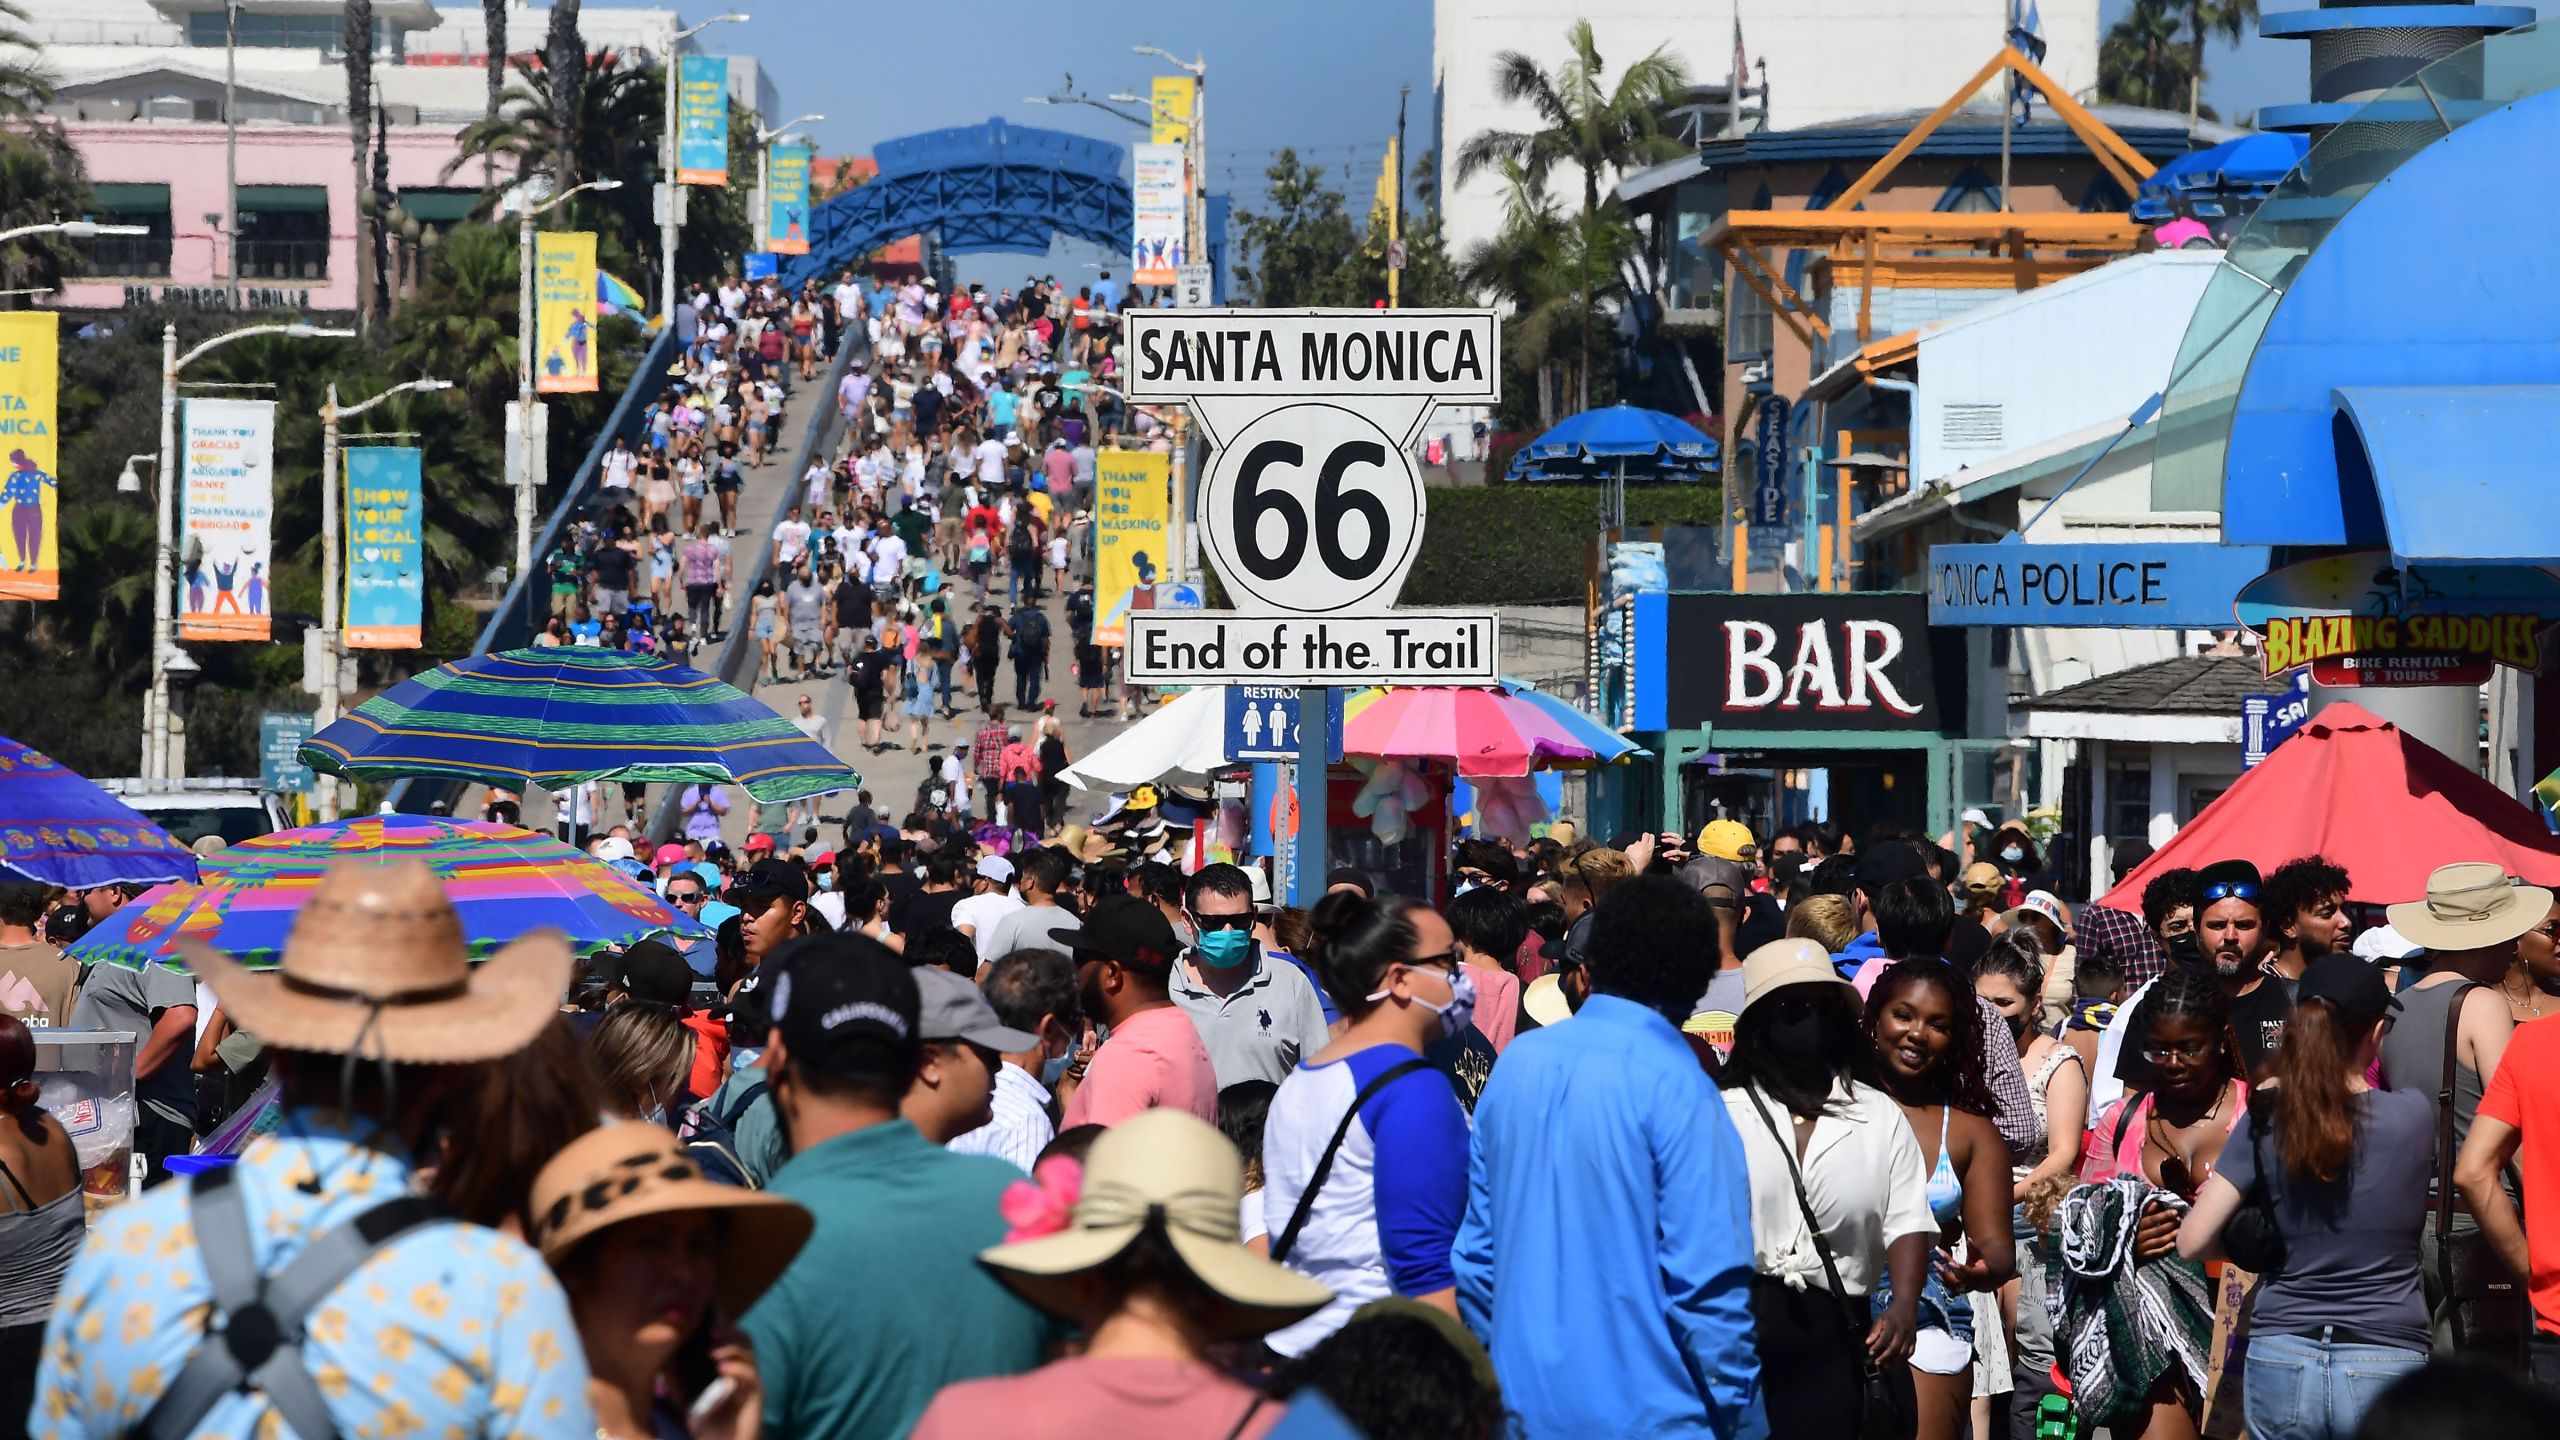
xmin=1705 ymin=46 xmax=2161 ymax=349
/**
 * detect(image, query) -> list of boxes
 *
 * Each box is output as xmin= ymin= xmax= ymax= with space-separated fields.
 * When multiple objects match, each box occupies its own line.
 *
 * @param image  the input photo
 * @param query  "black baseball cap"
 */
xmin=1059 ymin=894 xmax=1180 ymax=973
xmin=765 ymin=933 xmax=919 ymax=1079
xmin=1854 ymin=843 xmax=1931 ymax=898
xmin=2298 ymin=953 xmax=2403 ymax=1027
xmin=613 ymin=939 xmax=693 ymax=1008
xmin=728 ymin=857 xmax=809 ymax=904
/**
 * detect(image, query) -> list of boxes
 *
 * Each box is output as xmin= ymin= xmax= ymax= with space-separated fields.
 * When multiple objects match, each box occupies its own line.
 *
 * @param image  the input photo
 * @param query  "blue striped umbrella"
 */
xmin=0 ymin=736 xmax=200 ymax=889
xmin=300 ymin=647 xmax=860 ymax=803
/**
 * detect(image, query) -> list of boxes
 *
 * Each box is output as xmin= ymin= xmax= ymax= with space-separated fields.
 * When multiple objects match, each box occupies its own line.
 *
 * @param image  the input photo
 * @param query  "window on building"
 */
xmin=80 ymin=183 xmax=174 ymax=277
xmin=1726 ymin=264 xmax=1772 ymax=360
xmin=2106 ymin=761 xmax=2152 ymax=843
xmin=2080 ymin=176 xmax=2132 ymax=213
xmin=1785 ymin=167 xmax=1851 ymax=295
xmin=186 ymin=10 xmax=397 ymax=59
xmin=235 ymin=186 xmax=330 ymax=280
xmin=1935 ymin=166 xmax=2003 ymax=213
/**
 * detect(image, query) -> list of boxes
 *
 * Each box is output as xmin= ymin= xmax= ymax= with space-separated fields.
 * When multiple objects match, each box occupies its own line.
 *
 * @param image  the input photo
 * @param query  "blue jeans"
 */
xmin=934 ymin=657 xmax=955 ymax=710
xmin=2243 ymin=1330 xmax=2426 ymax=1440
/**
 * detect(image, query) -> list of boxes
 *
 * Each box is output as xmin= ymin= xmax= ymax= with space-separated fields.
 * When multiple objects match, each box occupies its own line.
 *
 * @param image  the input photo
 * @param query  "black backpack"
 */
xmin=1013 ymin=607 xmax=1050 ymax=649
xmin=682 ymin=1080 xmax=770 ymax=1188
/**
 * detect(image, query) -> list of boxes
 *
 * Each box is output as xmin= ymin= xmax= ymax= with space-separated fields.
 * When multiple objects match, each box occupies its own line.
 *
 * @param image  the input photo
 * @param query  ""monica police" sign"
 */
xmin=1926 ymin=543 xmax=2271 ymax=629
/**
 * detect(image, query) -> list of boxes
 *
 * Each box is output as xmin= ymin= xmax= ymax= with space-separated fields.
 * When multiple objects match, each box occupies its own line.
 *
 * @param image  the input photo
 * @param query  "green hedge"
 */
xmin=1400 ymin=483 xmax=1726 ymax=606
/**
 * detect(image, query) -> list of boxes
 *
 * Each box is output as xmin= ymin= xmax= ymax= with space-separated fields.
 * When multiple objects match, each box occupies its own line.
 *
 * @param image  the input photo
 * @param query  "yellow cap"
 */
xmin=1696 ymin=819 xmax=1759 ymax=862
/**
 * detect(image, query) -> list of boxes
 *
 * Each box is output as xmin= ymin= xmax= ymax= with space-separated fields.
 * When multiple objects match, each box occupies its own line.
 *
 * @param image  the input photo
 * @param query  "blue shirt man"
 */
xmin=1453 ymin=876 xmax=1768 ymax=1440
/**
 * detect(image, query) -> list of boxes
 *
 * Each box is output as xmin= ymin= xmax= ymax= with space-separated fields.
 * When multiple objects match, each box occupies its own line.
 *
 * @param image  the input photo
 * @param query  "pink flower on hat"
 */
xmin=998 ymin=1156 xmax=1082 ymax=1242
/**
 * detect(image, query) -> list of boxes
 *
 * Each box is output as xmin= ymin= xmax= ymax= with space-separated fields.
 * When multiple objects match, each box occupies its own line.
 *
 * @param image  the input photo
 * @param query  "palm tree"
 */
xmin=1459 ymin=161 xmax=1627 ymax=427
xmin=544 ymin=0 xmax=585 ymax=189
xmin=0 ymin=126 xmax=92 ymax=300
xmin=2100 ymin=0 xmax=2203 ymax=115
xmin=0 ymin=0 xmax=54 ymax=121
xmin=388 ymin=223 xmax=522 ymax=423
xmin=2185 ymin=0 xmax=2256 ymax=120
xmin=345 ymin=0 xmax=376 ymax=330
xmin=481 ymin=0 xmax=508 ymax=178
xmin=1454 ymin=19 xmax=1690 ymax=411
xmin=447 ymin=58 xmax=669 ymax=271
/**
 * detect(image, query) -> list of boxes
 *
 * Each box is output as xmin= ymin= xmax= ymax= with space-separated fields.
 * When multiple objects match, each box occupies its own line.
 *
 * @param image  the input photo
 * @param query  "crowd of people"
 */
xmin=12 ymin=807 xmax=2560 ymax=1440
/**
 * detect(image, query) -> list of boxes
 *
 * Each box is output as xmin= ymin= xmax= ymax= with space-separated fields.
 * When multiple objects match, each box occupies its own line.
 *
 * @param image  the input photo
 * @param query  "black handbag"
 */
xmin=1746 ymin=1090 xmax=1916 ymax=1440
xmin=2435 ymin=983 xmax=2532 ymax=1367
xmin=2219 ymin=1100 xmax=2288 ymax=1275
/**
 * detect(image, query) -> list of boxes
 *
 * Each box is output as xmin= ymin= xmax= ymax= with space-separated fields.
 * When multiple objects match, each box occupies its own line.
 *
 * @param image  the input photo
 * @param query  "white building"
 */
xmin=1430 ymin=0 xmax=2101 ymax=261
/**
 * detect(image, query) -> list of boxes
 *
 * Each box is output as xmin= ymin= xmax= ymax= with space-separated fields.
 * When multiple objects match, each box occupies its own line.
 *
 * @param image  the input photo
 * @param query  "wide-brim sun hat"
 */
xmin=1738 ymin=937 xmax=1856 ymax=1016
xmin=527 ymin=1122 xmax=813 ymax=1318
xmin=2387 ymin=862 xmax=2555 ymax=952
xmin=179 ymin=858 xmax=572 ymax=1066
xmin=977 ymin=1109 xmax=1330 ymax=1341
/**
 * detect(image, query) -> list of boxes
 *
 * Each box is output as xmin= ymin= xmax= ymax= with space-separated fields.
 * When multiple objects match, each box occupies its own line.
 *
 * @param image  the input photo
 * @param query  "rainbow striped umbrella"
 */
xmin=0 ymin=736 xmax=199 ymax=889
xmin=301 ymin=646 xmax=858 ymax=803
xmin=1340 ymin=680 xmax=1645 ymax=777
xmin=65 ymin=815 xmax=710 ymax=971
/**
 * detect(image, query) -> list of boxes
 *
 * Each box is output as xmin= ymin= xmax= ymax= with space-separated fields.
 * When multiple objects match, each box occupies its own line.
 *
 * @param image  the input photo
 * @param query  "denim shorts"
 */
xmin=1872 ymin=1252 xmax=1975 ymax=1355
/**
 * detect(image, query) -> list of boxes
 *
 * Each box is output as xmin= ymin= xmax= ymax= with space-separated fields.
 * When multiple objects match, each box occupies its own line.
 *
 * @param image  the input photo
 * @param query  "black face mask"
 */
xmin=1760 ymin=1006 xmax=1832 ymax=1067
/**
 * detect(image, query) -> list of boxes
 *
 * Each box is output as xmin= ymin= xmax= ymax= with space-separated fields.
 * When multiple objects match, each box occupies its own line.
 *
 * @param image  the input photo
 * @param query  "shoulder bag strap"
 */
xmin=2435 ymin=981 xmax=2480 ymax=1245
xmin=1741 ymin=1089 xmax=1856 ymax=1304
xmin=719 ymin=1079 xmax=771 ymax=1129
xmin=1270 ymin=1058 xmax=1432 ymax=1267
xmin=142 ymin=1169 xmax=449 ymax=1440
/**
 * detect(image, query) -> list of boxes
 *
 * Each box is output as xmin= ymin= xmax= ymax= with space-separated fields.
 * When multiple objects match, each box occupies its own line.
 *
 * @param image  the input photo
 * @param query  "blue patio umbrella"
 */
xmin=1505 ymin=403 xmax=1721 ymax=482
xmin=0 ymin=736 xmax=200 ymax=889
xmin=2132 ymin=133 xmax=2310 ymax=221
xmin=300 ymin=647 xmax=861 ymax=804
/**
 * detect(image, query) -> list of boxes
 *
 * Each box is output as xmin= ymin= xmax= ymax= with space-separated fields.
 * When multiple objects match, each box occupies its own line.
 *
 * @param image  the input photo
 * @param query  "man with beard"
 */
xmin=2092 ymin=858 xmax=2296 ymax=1106
xmin=2260 ymin=854 xmax=2352 ymax=983
xmin=1057 ymin=895 xmax=1215 ymax=1128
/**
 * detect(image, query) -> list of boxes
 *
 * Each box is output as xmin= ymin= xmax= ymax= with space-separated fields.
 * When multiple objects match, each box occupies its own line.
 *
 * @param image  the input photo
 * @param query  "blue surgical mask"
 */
xmin=2000 ymin=846 xmax=2025 ymax=864
xmin=1195 ymin=928 xmax=1254 ymax=969
xmin=1453 ymin=878 xmax=1481 ymax=898
xmin=1039 ymin=1049 xmax=1071 ymax=1089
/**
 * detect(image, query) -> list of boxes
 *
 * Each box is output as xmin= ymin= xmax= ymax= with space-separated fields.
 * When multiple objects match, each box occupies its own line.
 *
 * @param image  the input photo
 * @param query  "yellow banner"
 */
xmin=1151 ymin=75 xmax=1195 ymax=145
xmin=0 ymin=314 xmax=60 ymax=601
xmin=535 ymin=231 xmax=599 ymax=395
xmin=1095 ymin=448 xmax=1170 ymax=647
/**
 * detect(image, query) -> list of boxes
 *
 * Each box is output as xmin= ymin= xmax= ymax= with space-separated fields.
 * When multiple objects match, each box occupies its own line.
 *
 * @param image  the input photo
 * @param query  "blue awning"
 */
xmin=2331 ymin=385 xmax=2560 ymax=564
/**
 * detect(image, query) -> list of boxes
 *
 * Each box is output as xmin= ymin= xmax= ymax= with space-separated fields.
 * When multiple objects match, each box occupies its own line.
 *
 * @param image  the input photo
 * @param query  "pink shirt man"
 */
xmin=1061 ymin=1004 xmax=1217 ymax=1128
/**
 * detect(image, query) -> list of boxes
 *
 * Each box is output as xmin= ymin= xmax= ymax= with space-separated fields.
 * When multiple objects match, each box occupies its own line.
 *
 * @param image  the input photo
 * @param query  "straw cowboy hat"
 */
xmin=179 ymin=858 xmax=572 ymax=1065
xmin=977 ymin=1109 xmax=1331 ymax=1340
xmin=2386 ymin=862 xmax=2555 ymax=952
xmin=527 ymin=1122 xmax=813 ymax=1318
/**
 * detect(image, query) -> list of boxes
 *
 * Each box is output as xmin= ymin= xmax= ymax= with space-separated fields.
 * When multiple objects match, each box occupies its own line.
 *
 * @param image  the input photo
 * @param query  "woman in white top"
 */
xmin=1718 ymin=938 xmax=1936 ymax=1440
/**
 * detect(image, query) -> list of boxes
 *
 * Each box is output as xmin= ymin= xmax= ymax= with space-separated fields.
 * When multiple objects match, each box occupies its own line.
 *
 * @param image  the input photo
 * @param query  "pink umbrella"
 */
xmin=1341 ymin=686 xmax=1612 ymax=778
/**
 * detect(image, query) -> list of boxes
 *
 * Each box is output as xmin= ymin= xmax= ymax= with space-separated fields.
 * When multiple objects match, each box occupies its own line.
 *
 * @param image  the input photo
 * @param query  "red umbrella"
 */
xmin=2101 ymin=700 xmax=2560 ymax=911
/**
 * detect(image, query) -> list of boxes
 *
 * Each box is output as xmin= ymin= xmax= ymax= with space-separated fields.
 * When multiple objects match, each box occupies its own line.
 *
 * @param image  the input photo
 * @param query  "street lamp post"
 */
xmin=147 ymin=320 xmax=356 ymax=784
xmin=658 ymin=12 xmax=751 ymax=325
xmin=512 ymin=177 xmax=622 ymax=607
xmin=317 ymin=376 xmax=452 ymax=819
xmin=752 ymin=113 xmax=825 ymax=255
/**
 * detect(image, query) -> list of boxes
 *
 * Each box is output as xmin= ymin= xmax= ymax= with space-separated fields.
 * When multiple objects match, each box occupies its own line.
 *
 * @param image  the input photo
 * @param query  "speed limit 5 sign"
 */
xmin=1123 ymin=308 xmax=1502 ymax=683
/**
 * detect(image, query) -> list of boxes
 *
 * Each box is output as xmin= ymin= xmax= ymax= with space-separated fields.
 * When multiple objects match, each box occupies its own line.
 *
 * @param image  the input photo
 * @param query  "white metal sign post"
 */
xmin=1123 ymin=308 xmax=1502 ymax=902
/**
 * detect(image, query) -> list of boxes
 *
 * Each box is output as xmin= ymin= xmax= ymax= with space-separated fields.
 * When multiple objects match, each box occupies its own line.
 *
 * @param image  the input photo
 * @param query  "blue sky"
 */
xmin=591 ymin=0 xmax=2357 ymax=278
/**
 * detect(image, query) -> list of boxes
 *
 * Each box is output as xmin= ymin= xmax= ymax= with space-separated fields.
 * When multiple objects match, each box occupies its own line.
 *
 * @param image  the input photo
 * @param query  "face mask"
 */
xmin=1760 ymin=1007 xmax=1831 ymax=1068
xmin=729 ymin=1045 xmax=764 ymax=1070
xmin=2000 ymin=847 xmax=2024 ymax=863
xmin=1194 ymin=927 xmax=1253 ymax=969
xmin=1371 ymin=965 xmax=1478 ymax=1040
xmin=1040 ymin=1049 xmax=1072 ymax=1089
xmin=1453 ymin=878 xmax=1480 ymax=898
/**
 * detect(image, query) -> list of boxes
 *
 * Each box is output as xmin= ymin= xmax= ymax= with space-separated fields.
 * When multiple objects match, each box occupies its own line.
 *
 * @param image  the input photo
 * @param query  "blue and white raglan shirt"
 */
xmin=1259 ymin=1043 xmax=1471 ymax=1356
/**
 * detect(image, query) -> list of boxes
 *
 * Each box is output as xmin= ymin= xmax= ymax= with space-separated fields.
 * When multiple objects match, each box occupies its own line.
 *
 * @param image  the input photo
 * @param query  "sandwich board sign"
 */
xmin=1120 ymin=309 xmax=1503 ymax=685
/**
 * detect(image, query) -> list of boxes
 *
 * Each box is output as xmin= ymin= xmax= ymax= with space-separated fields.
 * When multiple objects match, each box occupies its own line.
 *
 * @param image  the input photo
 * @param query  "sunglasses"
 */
xmin=2199 ymin=880 xmax=2260 ymax=903
xmin=1191 ymin=913 xmax=1254 ymax=933
xmin=667 ymin=891 xmax=705 ymax=905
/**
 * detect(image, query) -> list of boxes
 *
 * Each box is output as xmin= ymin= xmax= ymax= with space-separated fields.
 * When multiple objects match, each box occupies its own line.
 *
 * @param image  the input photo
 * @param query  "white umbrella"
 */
xmin=1058 ymin=686 xmax=1236 ymax=790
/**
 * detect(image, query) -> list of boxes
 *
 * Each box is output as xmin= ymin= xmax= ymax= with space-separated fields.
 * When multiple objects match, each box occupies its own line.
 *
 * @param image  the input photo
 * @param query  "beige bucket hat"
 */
xmin=977 ymin=1109 xmax=1331 ymax=1340
xmin=179 ymin=858 xmax=572 ymax=1064
xmin=2386 ymin=862 xmax=2554 ymax=952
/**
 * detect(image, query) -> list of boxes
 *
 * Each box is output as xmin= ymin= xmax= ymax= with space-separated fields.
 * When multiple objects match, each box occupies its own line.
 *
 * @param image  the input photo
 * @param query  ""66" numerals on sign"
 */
xmin=1198 ymin=401 xmax=1424 ymax=614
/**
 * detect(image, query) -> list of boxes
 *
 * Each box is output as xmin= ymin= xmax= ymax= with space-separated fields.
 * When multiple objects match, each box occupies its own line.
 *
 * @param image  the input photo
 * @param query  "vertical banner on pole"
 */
xmin=767 ymin=142 xmax=812 ymax=255
xmin=0 ymin=313 xmax=60 ymax=602
xmin=676 ymin=56 xmax=731 ymax=184
xmin=1150 ymin=76 xmax=1195 ymax=144
xmin=344 ymin=446 xmax=424 ymax=649
xmin=535 ymin=231 xmax=599 ymax=394
xmin=178 ymin=397 xmax=277 ymax=642
xmin=1132 ymin=144 xmax=1186 ymax=286
xmin=1093 ymin=449 xmax=1169 ymax=647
